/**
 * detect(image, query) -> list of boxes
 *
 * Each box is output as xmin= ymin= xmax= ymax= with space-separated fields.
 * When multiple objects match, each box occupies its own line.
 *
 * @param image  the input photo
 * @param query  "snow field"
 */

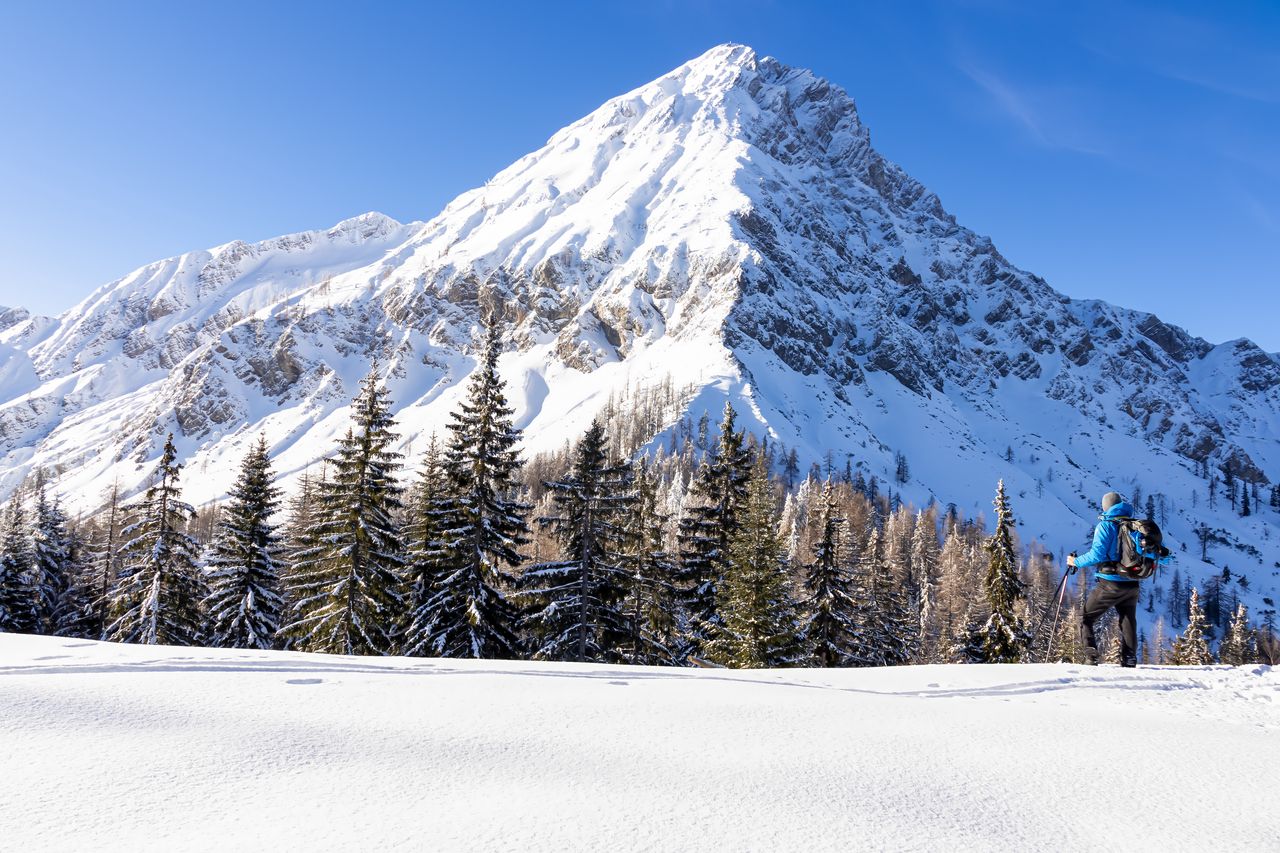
xmin=1 ymin=634 xmax=1276 ymax=852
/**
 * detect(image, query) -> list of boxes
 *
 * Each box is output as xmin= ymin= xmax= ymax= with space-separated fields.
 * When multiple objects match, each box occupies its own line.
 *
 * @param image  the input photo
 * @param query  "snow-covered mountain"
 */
xmin=1 ymin=44 xmax=1277 ymax=607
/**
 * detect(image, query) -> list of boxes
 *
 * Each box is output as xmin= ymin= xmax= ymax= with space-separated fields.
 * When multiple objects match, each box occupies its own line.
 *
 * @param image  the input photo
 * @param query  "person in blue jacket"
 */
xmin=1067 ymin=492 xmax=1140 ymax=667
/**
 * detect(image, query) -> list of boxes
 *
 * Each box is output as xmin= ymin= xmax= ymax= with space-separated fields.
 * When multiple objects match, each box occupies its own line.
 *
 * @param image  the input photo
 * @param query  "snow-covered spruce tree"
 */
xmin=203 ymin=436 xmax=285 ymax=649
xmin=106 ymin=434 xmax=206 ymax=646
xmin=848 ymin=523 xmax=886 ymax=665
xmin=518 ymin=420 xmax=636 ymax=663
xmin=415 ymin=315 xmax=528 ymax=659
xmin=29 ymin=479 xmax=92 ymax=636
xmin=399 ymin=436 xmax=451 ymax=655
xmin=705 ymin=457 xmax=801 ymax=668
xmin=801 ymin=482 xmax=859 ymax=667
xmin=49 ymin=520 xmax=97 ymax=639
xmin=873 ymin=549 xmax=918 ymax=665
xmin=619 ymin=457 xmax=679 ymax=665
xmin=1169 ymin=588 xmax=1214 ymax=665
xmin=1218 ymin=602 xmax=1257 ymax=665
xmin=281 ymin=370 xmax=405 ymax=655
xmin=847 ymin=522 xmax=917 ymax=667
xmin=676 ymin=401 xmax=753 ymax=660
xmin=0 ymin=497 xmax=35 ymax=633
xmin=966 ymin=480 xmax=1029 ymax=663
xmin=277 ymin=466 xmax=324 ymax=635
xmin=28 ymin=479 xmax=68 ymax=633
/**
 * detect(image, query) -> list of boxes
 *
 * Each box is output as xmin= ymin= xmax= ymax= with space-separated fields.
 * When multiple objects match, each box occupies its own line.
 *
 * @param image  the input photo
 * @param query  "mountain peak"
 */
xmin=3 ymin=47 xmax=1278 ymax=626
xmin=676 ymin=42 xmax=760 ymax=81
xmin=328 ymin=211 xmax=404 ymax=240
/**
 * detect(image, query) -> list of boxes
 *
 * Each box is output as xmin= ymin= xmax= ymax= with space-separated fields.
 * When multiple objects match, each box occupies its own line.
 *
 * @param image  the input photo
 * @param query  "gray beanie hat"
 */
xmin=1102 ymin=492 xmax=1123 ymax=512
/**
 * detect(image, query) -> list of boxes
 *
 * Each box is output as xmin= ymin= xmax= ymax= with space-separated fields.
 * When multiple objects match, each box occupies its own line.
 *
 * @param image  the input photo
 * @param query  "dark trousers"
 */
xmin=1081 ymin=579 xmax=1140 ymax=662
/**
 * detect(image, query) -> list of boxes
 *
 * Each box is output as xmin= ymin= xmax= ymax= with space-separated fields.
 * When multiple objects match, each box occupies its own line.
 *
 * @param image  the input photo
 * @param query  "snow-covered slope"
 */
xmin=1 ymin=44 xmax=1278 ymax=607
xmin=1 ymin=634 xmax=1276 ymax=851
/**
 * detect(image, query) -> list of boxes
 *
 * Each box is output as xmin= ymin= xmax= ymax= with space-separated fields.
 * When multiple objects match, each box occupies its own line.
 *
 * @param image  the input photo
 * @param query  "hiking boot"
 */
xmin=1083 ymin=648 xmax=1099 ymax=666
xmin=1121 ymin=658 xmax=1137 ymax=669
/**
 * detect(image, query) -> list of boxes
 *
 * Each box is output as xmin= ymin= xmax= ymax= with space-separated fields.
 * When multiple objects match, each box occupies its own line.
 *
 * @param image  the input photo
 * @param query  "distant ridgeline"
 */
xmin=1 ymin=319 xmax=1273 ymax=667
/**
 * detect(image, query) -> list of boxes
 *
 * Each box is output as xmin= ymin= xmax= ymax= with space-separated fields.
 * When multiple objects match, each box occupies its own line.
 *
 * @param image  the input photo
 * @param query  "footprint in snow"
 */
xmin=286 ymin=678 xmax=325 ymax=686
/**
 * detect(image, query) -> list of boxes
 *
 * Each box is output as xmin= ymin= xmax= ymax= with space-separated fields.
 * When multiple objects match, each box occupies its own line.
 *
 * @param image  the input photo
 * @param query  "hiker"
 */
xmin=1067 ymin=492 xmax=1141 ymax=667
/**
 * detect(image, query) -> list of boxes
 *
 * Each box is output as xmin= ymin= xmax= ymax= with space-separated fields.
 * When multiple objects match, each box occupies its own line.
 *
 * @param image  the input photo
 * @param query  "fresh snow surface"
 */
xmin=2 ymin=634 xmax=1276 ymax=852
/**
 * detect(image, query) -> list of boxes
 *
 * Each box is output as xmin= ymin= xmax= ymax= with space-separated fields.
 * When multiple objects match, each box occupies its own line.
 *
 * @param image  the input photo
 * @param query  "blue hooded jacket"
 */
xmin=1076 ymin=500 xmax=1138 ymax=582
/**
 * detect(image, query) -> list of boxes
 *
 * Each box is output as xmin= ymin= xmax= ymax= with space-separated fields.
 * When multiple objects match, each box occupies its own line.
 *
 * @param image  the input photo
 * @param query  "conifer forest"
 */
xmin=1 ymin=318 xmax=1275 ymax=668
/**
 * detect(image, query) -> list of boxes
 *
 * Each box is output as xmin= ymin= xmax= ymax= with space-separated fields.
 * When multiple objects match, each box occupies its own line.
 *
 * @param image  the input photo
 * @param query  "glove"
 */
xmin=1067 ymin=553 xmax=1078 ymax=575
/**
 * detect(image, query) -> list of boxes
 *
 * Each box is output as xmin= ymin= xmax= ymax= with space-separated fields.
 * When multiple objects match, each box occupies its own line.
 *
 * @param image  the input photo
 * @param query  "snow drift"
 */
xmin=1 ymin=634 xmax=1276 ymax=851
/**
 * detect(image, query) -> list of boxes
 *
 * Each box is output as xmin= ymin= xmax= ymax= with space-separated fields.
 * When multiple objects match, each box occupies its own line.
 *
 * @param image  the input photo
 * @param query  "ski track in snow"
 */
xmin=1 ymin=634 xmax=1276 ymax=852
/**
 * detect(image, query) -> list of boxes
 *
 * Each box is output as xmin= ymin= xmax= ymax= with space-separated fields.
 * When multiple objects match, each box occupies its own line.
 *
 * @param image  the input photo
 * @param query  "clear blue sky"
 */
xmin=1 ymin=1 xmax=1277 ymax=349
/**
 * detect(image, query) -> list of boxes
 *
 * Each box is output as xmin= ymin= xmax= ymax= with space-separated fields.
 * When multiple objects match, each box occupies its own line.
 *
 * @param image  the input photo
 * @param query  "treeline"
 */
xmin=1 ymin=317 xmax=1276 ymax=667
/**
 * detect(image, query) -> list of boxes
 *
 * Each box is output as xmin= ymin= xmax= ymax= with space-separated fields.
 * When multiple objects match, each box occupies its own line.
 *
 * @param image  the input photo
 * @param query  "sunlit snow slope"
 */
xmin=0 ymin=634 xmax=1276 ymax=852
xmin=1 ymin=44 xmax=1279 ymax=611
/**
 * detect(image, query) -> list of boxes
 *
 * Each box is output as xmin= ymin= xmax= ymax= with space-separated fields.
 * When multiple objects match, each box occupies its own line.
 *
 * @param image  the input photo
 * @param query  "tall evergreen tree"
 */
xmin=619 ymin=457 xmax=679 ymax=665
xmin=29 ymin=479 xmax=78 ymax=635
xmin=106 ymin=434 xmax=206 ymax=645
xmin=278 ymin=466 xmax=324 ymax=635
xmin=1168 ymin=568 xmax=1186 ymax=628
xmin=50 ymin=520 xmax=96 ymax=639
xmin=0 ymin=497 xmax=35 ymax=633
xmin=203 ymin=436 xmax=285 ymax=649
xmin=705 ymin=457 xmax=800 ymax=667
xmin=1218 ymin=602 xmax=1257 ymax=665
xmin=400 ymin=436 xmax=451 ymax=655
xmin=783 ymin=448 xmax=800 ymax=490
xmin=849 ymin=523 xmax=887 ymax=665
xmin=1169 ymin=588 xmax=1214 ymax=665
xmin=801 ymin=482 xmax=858 ymax=666
xmin=676 ymin=401 xmax=753 ymax=659
xmin=282 ymin=370 xmax=405 ymax=655
xmin=848 ymin=512 xmax=920 ymax=667
xmin=868 ymin=544 xmax=919 ymax=666
xmin=965 ymin=480 xmax=1029 ymax=663
xmin=518 ymin=421 xmax=636 ymax=662
xmin=418 ymin=315 xmax=528 ymax=659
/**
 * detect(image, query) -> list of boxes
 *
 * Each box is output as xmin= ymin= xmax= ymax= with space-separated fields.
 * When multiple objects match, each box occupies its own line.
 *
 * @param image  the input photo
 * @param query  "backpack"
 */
xmin=1114 ymin=517 xmax=1171 ymax=580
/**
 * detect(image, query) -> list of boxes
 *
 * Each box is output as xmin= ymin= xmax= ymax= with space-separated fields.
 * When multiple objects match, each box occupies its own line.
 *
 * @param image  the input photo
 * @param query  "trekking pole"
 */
xmin=1043 ymin=566 xmax=1071 ymax=663
xmin=1031 ymin=557 xmax=1072 ymax=661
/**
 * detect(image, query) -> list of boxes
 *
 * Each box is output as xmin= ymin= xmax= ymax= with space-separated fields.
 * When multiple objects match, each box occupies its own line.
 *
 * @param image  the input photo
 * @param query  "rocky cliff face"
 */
xmin=1 ymin=45 xmax=1277 ymax=592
